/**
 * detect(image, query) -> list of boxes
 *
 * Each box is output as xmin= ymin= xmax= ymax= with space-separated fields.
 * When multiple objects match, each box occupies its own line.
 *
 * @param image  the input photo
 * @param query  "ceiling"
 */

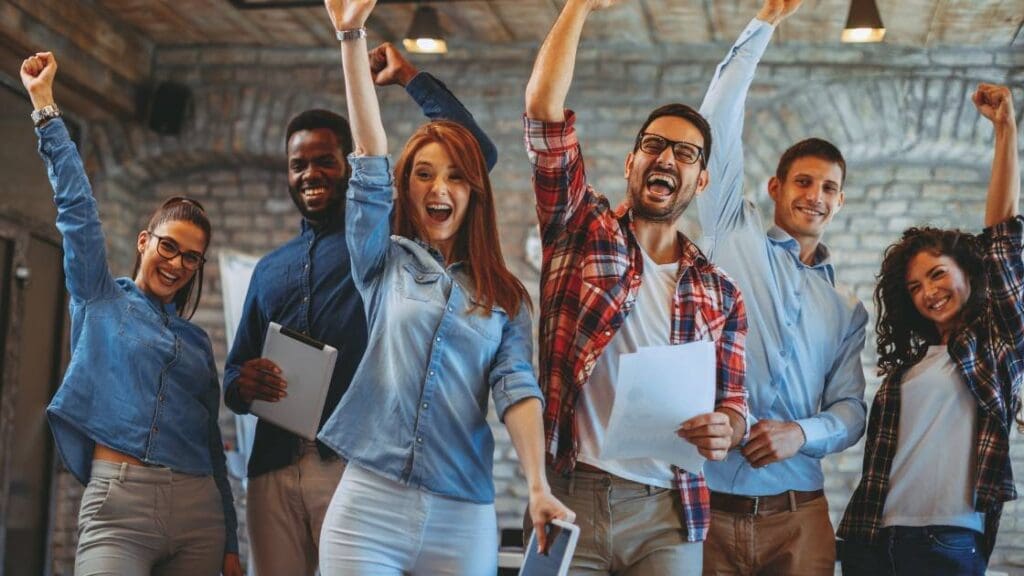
xmin=96 ymin=0 xmax=1023 ymax=48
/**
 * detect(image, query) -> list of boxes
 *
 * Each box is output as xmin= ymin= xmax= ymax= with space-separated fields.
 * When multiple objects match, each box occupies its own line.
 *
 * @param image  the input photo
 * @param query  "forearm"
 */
xmin=525 ymin=0 xmax=593 ymax=121
xmin=406 ymin=73 xmax=498 ymax=171
xmin=985 ymin=122 xmax=1020 ymax=227
xmin=340 ymin=37 xmax=387 ymax=156
xmin=503 ymin=398 xmax=550 ymax=494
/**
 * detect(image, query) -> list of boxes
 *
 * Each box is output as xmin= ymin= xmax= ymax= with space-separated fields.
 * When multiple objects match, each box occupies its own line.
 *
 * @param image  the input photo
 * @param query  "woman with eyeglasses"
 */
xmin=838 ymin=84 xmax=1022 ymax=575
xmin=21 ymin=53 xmax=240 ymax=576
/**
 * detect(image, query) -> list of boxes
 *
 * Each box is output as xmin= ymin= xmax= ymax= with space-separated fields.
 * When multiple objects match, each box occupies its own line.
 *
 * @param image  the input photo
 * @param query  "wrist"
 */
xmin=396 ymin=66 xmax=418 ymax=88
xmin=527 ymin=478 xmax=551 ymax=496
xmin=755 ymin=11 xmax=782 ymax=25
xmin=29 ymin=90 xmax=55 ymax=111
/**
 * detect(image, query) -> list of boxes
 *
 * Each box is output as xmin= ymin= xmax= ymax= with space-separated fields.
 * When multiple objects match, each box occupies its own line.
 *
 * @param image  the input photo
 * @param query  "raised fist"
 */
xmin=20 ymin=52 xmax=57 ymax=98
xmin=973 ymin=83 xmax=1015 ymax=129
xmin=324 ymin=0 xmax=377 ymax=32
xmin=368 ymin=43 xmax=418 ymax=87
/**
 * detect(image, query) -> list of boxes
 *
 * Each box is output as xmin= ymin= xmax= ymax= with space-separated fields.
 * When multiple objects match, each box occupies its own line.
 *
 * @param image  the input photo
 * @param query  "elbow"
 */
xmin=525 ymin=85 xmax=562 ymax=122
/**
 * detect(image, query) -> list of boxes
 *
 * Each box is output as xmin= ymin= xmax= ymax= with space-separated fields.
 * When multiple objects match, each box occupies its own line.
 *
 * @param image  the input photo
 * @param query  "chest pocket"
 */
xmin=119 ymin=303 xmax=175 ymax=353
xmin=398 ymin=263 xmax=444 ymax=303
xmin=464 ymin=301 xmax=505 ymax=343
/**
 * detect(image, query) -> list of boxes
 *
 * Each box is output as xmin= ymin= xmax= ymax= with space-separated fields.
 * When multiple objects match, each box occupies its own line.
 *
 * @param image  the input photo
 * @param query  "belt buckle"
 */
xmin=751 ymin=496 xmax=760 ymax=516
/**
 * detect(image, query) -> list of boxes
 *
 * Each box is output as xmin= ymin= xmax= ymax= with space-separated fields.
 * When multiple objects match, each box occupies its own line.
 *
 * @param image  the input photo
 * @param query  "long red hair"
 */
xmin=392 ymin=120 xmax=529 ymax=317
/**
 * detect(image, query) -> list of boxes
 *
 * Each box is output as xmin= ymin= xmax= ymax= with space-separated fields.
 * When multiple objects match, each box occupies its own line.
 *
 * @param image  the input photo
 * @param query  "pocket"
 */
xmin=398 ymin=263 xmax=443 ymax=303
xmin=118 ymin=303 xmax=173 ymax=351
xmin=928 ymin=529 xmax=979 ymax=553
xmin=464 ymin=303 xmax=505 ymax=342
xmin=77 ymin=478 xmax=118 ymax=533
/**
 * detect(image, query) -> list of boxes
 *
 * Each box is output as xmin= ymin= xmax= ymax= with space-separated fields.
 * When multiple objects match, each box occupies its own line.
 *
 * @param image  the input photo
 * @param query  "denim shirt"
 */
xmin=317 ymin=155 xmax=543 ymax=504
xmin=697 ymin=19 xmax=868 ymax=497
xmin=37 ymin=119 xmax=238 ymax=553
xmin=224 ymin=72 xmax=498 ymax=478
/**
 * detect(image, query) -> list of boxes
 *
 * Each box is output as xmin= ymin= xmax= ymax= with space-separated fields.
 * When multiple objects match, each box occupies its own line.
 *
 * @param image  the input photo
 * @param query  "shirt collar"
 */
xmin=767 ymin=225 xmax=836 ymax=281
xmin=299 ymin=205 xmax=345 ymax=236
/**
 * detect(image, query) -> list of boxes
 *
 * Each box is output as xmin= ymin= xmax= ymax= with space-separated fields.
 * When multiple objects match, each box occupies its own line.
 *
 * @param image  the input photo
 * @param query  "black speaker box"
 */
xmin=138 ymin=82 xmax=192 ymax=135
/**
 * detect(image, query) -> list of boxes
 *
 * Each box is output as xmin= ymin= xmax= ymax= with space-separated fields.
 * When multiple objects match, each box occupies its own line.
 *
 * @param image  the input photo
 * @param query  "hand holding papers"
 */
xmin=251 ymin=322 xmax=338 ymax=441
xmin=599 ymin=342 xmax=716 ymax=474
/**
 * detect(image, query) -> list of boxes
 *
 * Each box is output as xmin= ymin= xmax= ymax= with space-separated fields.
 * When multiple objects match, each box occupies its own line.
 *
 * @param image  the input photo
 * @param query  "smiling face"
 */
xmin=905 ymin=250 xmax=972 ymax=341
xmin=769 ymin=156 xmax=845 ymax=244
xmin=135 ymin=220 xmax=207 ymax=304
xmin=624 ymin=115 xmax=709 ymax=223
xmin=287 ymin=128 xmax=348 ymax=222
xmin=406 ymin=141 xmax=472 ymax=260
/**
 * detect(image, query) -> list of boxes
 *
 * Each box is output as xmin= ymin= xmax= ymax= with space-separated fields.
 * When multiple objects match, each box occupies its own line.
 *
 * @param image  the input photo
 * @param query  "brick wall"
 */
xmin=46 ymin=39 xmax=1024 ymax=573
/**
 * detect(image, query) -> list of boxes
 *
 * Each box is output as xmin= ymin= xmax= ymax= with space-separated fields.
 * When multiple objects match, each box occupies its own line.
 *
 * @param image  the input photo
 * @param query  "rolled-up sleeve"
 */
xmin=490 ymin=305 xmax=544 ymax=421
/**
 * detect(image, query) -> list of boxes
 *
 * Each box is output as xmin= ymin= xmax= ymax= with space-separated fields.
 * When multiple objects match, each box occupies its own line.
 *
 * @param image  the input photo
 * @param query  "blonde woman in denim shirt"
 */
xmin=21 ymin=54 xmax=240 ymax=576
xmin=314 ymin=1 xmax=573 ymax=573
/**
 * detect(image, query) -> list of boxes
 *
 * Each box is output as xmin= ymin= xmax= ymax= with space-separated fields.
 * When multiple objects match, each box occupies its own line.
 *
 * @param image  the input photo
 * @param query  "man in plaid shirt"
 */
xmin=523 ymin=0 xmax=748 ymax=572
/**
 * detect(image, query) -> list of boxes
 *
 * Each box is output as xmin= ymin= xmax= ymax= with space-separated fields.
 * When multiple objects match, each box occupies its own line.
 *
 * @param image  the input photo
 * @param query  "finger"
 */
xmin=748 ymin=452 xmax=778 ymax=468
xmin=699 ymin=448 xmax=728 ymax=460
xmin=678 ymin=422 xmax=732 ymax=438
xmin=743 ymin=443 xmax=773 ymax=465
xmin=239 ymin=367 xmax=286 ymax=388
xmin=250 ymin=357 xmax=282 ymax=374
xmin=740 ymin=436 xmax=768 ymax=458
xmin=534 ymin=521 xmax=547 ymax=554
xmin=563 ymin=507 xmax=576 ymax=523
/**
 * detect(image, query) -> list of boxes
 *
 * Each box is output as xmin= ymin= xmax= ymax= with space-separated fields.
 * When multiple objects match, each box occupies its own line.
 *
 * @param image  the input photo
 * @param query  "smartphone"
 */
xmin=518 ymin=519 xmax=580 ymax=576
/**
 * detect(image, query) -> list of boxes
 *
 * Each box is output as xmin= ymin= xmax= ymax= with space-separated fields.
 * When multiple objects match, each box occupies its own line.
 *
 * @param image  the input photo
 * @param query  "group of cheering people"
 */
xmin=17 ymin=0 xmax=1023 ymax=573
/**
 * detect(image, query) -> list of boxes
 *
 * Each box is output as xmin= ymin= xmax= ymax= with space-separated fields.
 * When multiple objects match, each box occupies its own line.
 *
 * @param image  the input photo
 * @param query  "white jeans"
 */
xmin=319 ymin=463 xmax=497 ymax=575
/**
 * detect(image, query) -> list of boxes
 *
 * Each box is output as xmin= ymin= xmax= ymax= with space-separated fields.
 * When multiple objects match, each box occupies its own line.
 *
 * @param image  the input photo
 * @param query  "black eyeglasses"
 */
xmin=149 ymin=232 xmax=206 ymax=271
xmin=636 ymin=133 xmax=704 ymax=165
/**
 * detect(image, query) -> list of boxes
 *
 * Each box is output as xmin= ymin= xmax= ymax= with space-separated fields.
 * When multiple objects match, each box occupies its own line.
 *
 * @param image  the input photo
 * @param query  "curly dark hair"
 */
xmin=874 ymin=226 xmax=987 ymax=378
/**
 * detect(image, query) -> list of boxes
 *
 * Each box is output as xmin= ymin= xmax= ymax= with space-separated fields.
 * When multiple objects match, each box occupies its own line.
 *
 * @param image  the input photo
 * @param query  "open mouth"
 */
xmin=795 ymin=205 xmax=826 ymax=218
xmin=927 ymin=295 xmax=951 ymax=312
xmin=425 ymin=203 xmax=453 ymax=223
xmin=157 ymin=268 xmax=182 ymax=287
xmin=302 ymin=185 xmax=329 ymax=201
xmin=645 ymin=172 xmax=678 ymax=199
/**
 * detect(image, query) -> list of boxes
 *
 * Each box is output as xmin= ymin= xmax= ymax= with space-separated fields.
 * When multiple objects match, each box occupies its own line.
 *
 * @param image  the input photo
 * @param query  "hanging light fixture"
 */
xmin=841 ymin=0 xmax=886 ymax=43
xmin=403 ymin=5 xmax=447 ymax=54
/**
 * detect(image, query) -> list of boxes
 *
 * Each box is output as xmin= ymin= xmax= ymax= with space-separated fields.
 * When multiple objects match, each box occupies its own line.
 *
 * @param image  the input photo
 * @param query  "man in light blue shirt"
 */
xmin=696 ymin=1 xmax=868 ymax=573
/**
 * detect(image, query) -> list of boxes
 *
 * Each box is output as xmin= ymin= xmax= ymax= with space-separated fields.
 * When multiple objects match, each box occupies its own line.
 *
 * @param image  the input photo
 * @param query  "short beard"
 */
xmin=288 ymin=179 xmax=348 ymax=222
xmin=628 ymin=182 xmax=694 ymax=223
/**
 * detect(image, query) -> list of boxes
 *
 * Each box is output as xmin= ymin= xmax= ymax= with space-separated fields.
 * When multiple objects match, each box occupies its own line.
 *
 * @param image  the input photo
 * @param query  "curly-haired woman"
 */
xmin=838 ymin=84 xmax=1021 ymax=576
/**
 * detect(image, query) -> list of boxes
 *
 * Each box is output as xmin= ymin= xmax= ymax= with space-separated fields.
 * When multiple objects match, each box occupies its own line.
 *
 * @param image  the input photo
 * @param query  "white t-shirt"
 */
xmin=882 ymin=345 xmax=985 ymax=532
xmin=576 ymin=246 xmax=680 ymax=488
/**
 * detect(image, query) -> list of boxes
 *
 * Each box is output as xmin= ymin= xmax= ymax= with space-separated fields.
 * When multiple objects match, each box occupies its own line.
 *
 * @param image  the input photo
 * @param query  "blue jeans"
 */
xmin=840 ymin=526 xmax=986 ymax=576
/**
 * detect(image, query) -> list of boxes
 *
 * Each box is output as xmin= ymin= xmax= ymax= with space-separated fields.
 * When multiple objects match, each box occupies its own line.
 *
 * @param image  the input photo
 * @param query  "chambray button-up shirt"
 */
xmin=317 ymin=156 xmax=542 ymax=504
xmin=224 ymin=72 xmax=497 ymax=478
xmin=38 ymin=118 xmax=238 ymax=553
xmin=697 ymin=19 xmax=868 ymax=496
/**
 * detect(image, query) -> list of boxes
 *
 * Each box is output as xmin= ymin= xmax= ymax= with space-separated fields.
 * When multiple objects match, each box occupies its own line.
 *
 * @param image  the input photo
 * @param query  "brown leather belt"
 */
xmin=710 ymin=489 xmax=825 ymax=516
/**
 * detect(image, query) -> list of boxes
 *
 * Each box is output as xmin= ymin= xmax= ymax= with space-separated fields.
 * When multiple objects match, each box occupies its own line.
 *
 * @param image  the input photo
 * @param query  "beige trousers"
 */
xmin=527 ymin=468 xmax=703 ymax=576
xmin=75 ymin=461 xmax=226 ymax=576
xmin=246 ymin=441 xmax=345 ymax=576
xmin=703 ymin=494 xmax=835 ymax=576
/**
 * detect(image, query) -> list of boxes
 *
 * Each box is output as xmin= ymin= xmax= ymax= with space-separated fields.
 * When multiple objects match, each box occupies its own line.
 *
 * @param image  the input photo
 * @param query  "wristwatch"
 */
xmin=336 ymin=27 xmax=367 ymax=42
xmin=31 ymin=104 xmax=61 ymax=127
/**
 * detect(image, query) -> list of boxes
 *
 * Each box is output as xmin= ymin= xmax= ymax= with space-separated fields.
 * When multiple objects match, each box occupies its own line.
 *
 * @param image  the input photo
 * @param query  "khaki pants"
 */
xmin=527 ymin=468 xmax=703 ymax=576
xmin=703 ymin=494 xmax=835 ymax=575
xmin=75 ymin=461 xmax=226 ymax=576
xmin=247 ymin=441 xmax=345 ymax=576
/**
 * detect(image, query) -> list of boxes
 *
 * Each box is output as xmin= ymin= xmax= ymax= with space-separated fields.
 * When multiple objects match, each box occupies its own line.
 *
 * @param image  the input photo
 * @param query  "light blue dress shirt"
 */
xmin=697 ymin=19 xmax=868 ymax=496
xmin=317 ymin=155 xmax=543 ymax=504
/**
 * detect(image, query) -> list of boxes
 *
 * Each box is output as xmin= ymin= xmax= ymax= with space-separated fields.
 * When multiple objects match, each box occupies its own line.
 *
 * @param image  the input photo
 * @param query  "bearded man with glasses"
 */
xmin=521 ymin=0 xmax=749 ymax=573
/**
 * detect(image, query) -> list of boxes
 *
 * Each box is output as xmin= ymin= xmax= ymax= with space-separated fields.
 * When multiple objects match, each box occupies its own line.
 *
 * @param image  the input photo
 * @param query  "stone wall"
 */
xmin=43 ymin=36 xmax=1024 ymax=573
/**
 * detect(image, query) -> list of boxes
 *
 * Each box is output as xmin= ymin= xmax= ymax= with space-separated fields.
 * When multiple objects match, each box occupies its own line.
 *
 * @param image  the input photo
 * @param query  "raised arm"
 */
xmin=696 ymin=1 xmax=800 ymax=238
xmin=368 ymin=43 xmax=498 ymax=171
xmin=22 ymin=52 xmax=117 ymax=303
xmin=975 ymin=84 xmax=1019 ymax=227
xmin=525 ymin=0 xmax=624 ymax=121
xmin=325 ymin=0 xmax=386 ymax=156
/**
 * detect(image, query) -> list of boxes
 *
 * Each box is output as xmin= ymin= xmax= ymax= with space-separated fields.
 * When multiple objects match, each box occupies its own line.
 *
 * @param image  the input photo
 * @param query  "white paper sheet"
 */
xmin=599 ymin=342 xmax=716 ymax=474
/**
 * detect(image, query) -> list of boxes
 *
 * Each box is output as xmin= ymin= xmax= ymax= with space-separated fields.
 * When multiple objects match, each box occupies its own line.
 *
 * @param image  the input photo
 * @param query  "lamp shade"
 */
xmin=403 ymin=5 xmax=447 ymax=54
xmin=841 ymin=0 xmax=886 ymax=43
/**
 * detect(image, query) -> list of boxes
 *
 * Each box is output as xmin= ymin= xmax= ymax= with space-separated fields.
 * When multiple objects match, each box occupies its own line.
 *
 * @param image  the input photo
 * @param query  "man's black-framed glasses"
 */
xmin=636 ymin=133 xmax=704 ymax=165
xmin=149 ymin=232 xmax=206 ymax=270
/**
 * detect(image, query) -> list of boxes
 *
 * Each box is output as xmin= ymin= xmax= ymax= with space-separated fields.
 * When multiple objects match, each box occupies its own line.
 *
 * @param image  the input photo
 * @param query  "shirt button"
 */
xmin=417 ymin=437 xmax=423 ymax=444
xmin=447 ymin=306 xmax=453 ymax=312
xmin=429 ymin=370 xmax=435 ymax=376
xmin=304 ymin=263 xmax=309 ymax=269
xmin=152 ymin=426 xmax=158 ymax=433
xmin=436 ymin=336 xmax=441 ymax=342
xmin=303 ymin=296 xmax=309 ymax=302
xmin=422 ymin=403 xmax=428 ymax=410
xmin=604 ymin=330 xmax=612 ymax=337
xmin=159 ymin=395 xmax=166 ymax=402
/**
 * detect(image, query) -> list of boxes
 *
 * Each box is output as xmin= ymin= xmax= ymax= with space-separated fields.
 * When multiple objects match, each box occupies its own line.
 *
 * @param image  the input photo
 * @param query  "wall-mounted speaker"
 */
xmin=137 ymin=82 xmax=192 ymax=135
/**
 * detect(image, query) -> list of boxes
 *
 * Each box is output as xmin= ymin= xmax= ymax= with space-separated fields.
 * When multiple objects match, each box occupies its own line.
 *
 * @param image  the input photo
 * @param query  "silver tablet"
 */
xmin=519 ymin=519 xmax=580 ymax=576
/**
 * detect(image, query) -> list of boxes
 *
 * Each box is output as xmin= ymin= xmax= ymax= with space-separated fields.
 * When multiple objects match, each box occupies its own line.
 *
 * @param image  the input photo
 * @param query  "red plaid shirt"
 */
xmin=525 ymin=111 xmax=748 ymax=541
